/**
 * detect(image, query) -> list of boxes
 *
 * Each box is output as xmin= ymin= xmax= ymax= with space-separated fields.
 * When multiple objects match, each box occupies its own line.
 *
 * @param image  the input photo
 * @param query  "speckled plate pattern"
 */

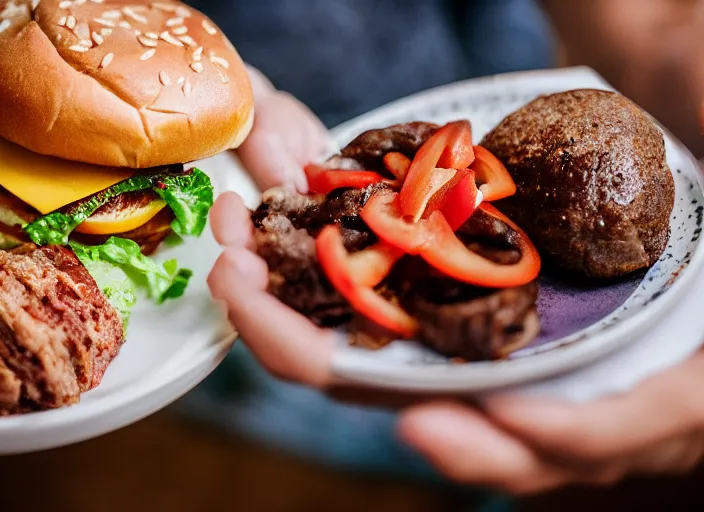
xmin=326 ymin=67 xmax=704 ymax=392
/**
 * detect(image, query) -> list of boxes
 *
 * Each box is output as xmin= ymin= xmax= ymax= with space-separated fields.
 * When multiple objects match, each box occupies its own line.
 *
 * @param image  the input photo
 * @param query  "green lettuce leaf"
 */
xmin=77 ymin=258 xmax=137 ymax=330
xmin=71 ymin=237 xmax=193 ymax=306
xmin=25 ymin=168 xmax=214 ymax=245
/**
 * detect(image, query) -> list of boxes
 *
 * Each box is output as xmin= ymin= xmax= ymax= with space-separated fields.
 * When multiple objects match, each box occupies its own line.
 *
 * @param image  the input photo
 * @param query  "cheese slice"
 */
xmin=0 ymin=137 xmax=133 ymax=214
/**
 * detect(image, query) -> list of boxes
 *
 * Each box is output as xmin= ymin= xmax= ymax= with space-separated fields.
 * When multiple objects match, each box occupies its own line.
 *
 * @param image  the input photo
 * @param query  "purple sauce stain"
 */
xmin=527 ymin=270 xmax=645 ymax=348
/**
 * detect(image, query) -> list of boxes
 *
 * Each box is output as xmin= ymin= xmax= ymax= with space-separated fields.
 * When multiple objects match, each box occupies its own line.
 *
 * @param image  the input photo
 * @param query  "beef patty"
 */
xmin=0 ymin=245 xmax=124 ymax=414
xmin=252 ymin=122 xmax=540 ymax=360
xmin=482 ymin=89 xmax=675 ymax=279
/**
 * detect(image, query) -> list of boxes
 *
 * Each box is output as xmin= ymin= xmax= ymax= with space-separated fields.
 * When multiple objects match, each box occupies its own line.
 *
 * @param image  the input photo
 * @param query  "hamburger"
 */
xmin=0 ymin=0 xmax=254 ymax=324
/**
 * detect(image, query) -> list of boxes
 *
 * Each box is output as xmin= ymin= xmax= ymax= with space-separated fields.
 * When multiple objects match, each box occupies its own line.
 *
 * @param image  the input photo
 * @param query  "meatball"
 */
xmin=482 ymin=89 xmax=675 ymax=279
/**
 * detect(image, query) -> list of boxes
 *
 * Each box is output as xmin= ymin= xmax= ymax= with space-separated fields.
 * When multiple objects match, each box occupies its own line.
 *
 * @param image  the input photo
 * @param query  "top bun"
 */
xmin=0 ymin=0 xmax=254 ymax=168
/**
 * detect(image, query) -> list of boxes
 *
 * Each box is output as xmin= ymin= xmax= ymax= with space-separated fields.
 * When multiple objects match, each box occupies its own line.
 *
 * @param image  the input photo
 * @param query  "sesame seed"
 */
xmin=31 ymin=0 xmax=40 ymax=11
xmin=210 ymin=55 xmax=229 ymax=69
xmin=99 ymin=52 xmax=114 ymax=68
xmin=101 ymin=9 xmax=121 ymax=18
xmin=134 ymin=29 xmax=141 ymax=35
xmin=91 ymin=31 xmax=103 ymax=45
xmin=201 ymin=19 xmax=216 ymax=35
xmin=177 ymin=76 xmax=184 ymax=85
xmin=152 ymin=2 xmax=176 ymax=12
xmin=118 ymin=20 xmax=131 ymax=29
xmin=66 ymin=15 xmax=76 ymax=29
xmin=160 ymin=31 xmax=183 ymax=46
xmin=178 ymin=35 xmax=195 ymax=47
xmin=58 ymin=16 xmax=67 ymax=26
xmin=145 ymin=31 xmax=158 ymax=38
xmin=182 ymin=80 xmax=192 ymax=96
xmin=69 ymin=44 xmax=89 ymax=51
xmin=122 ymin=7 xmax=147 ymax=24
xmin=140 ymin=48 xmax=156 ymax=60
xmin=171 ymin=25 xmax=187 ymax=35
xmin=78 ymin=38 xmax=92 ymax=47
xmin=189 ymin=61 xmax=203 ymax=73
xmin=165 ymin=16 xmax=182 ymax=27
xmin=93 ymin=18 xmax=115 ymax=27
xmin=90 ymin=0 xmax=104 ymax=3
xmin=138 ymin=35 xmax=157 ymax=47
xmin=159 ymin=69 xmax=171 ymax=86
xmin=192 ymin=46 xmax=203 ymax=60
xmin=74 ymin=0 xmax=86 ymax=5
xmin=175 ymin=6 xmax=190 ymax=17
xmin=0 ymin=19 xmax=10 ymax=34
xmin=58 ymin=0 xmax=72 ymax=9
xmin=99 ymin=27 xmax=112 ymax=36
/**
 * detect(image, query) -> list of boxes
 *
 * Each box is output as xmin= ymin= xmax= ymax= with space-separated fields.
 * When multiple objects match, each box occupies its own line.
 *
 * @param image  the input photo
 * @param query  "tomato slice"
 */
xmin=419 ymin=204 xmax=541 ymax=288
xmin=383 ymin=152 xmax=412 ymax=181
xmin=304 ymin=164 xmax=387 ymax=194
xmin=399 ymin=121 xmax=475 ymax=221
xmin=316 ymin=225 xmax=418 ymax=337
xmin=471 ymin=145 xmax=516 ymax=201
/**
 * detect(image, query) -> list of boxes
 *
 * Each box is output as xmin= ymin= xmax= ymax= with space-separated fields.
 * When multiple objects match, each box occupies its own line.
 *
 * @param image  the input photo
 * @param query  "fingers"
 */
xmin=210 ymin=192 xmax=254 ymax=249
xmin=237 ymin=129 xmax=308 ymax=193
xmin=236 ymin=90 xmax=332 ymax=193
xmin=397 ymin=401 xmax=569 ymax=495
xmin=485 ymin=350 xmax=704 ymax=462
xmin=207 ymin=247 xmax=334 ymax=387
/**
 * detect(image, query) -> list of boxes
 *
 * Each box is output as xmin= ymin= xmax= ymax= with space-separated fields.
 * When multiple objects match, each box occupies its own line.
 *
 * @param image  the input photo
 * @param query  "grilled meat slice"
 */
xmin=339 ymin=122 xmax=439 ymax=172
xmin=253 ymin=186 xmax=380 ymax=326
xmin=0 ymin=245 xmax=124 ymax=412
xmin=253 ymin=186 xmax=540 ymax=361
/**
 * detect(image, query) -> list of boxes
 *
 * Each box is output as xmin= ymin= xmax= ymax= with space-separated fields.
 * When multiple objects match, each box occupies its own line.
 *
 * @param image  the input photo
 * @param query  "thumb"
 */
xmin=237 ymin=130 xmax=309 ymax=193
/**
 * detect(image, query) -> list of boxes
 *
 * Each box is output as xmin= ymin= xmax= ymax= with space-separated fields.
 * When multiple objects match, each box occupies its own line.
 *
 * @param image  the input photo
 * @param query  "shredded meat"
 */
xmin=0 ymin=245 xmax=124 ymax=414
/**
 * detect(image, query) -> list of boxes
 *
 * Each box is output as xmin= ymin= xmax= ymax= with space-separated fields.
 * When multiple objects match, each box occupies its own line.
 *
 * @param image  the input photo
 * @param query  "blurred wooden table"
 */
xmin=1 ymin=409 xmax=703 ymax=512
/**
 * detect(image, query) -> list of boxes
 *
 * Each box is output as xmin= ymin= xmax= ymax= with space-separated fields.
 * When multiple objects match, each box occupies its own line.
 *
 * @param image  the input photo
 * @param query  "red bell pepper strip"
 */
xmin=399 ymin=121 xmax=475 ymax=221
xmin=360 ymin=189 xmax=433 ymax=254
xmin=420 ymin=204 xmax=541 ymax=288
xmin=360 ymin=175 xmax=480 ymax=254
xmin=347 ymin=242 xmax=404 ymax=287
xmin=424 ymin=169 xmax=481 ymax=231
xmin=304 ymin=164 xmax=387 ymax=195
xmin=471 ymin=145 xmax=516 ymax=201
xmin=383 ymin=152 xmax=412 ymax=181
xmin=316 ymin=225 xmax=418 ymax=337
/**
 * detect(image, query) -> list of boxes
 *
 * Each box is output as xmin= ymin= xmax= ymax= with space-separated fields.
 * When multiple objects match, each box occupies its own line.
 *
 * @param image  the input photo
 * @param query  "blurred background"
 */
xmin=2 ymin=0 xmax=703 ymax=510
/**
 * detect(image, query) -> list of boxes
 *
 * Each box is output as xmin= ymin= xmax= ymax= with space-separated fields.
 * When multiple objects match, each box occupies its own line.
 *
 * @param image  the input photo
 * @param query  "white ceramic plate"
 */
xmin=0 ymin=151 xmax=258 ymax=455
xmin=324 ymin=67 xmax=704 ymax=392
xmin=224 ymin=67 xmax=704 ymax=394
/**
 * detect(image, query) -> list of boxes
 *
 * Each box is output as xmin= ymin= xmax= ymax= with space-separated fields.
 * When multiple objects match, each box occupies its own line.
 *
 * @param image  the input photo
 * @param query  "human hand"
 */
xmin=398 ymin=350 xmax=704 ymax=494
xmin=236 ymin=65 xmax=331 ymax=193
xmin=207 ymin=192 xmax=704 ymax=495
xmin=207 ymin=191 xmax=336 ymax=387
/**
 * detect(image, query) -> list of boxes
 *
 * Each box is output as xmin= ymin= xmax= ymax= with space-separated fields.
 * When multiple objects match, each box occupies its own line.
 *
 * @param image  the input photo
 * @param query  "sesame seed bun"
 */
xmin=0 ymin=0 xmax=254 ymax=168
